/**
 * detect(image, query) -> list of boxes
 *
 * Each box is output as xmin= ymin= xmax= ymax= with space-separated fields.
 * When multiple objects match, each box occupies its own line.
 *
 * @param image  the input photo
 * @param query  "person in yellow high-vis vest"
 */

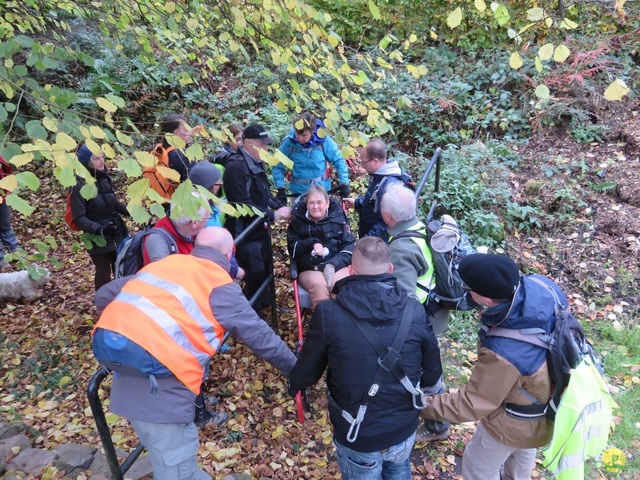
xmin=543 ymin=357 xmax=612 ymax=479
xmin=93 ymin=226 xmax=296 ymax=480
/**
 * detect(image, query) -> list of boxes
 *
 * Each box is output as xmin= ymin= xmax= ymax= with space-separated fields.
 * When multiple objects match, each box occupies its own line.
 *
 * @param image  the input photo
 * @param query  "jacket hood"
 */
xmin=373 ymin=160 xmax=402 ymax=177
xmin=291 ymin=196 xmax=344 ymax=223
xmin=287 ymin=119 xmax=327 ymax=148
xmin=481 ymin=276 xmax=562 ymax=332
xmin=335 ymin=274 xmax=407 ymax=322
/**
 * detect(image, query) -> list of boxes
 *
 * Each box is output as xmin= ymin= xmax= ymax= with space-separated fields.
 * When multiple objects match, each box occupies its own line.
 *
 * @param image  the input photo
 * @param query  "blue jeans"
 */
xmin=0 ymin=202 xmax=19 ymax=260
xmin=334 ymin=432 xmax=416 ymax=480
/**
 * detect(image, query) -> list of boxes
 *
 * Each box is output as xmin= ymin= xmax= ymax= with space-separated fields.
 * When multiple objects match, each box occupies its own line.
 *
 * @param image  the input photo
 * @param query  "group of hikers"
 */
xmin=78 ymin=112 xmax=596 ymax=480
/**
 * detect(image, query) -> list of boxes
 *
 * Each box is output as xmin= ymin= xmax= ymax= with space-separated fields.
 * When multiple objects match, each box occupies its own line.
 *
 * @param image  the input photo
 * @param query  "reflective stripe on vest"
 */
xmin=95 ymin=255 xmax=230 ymax=394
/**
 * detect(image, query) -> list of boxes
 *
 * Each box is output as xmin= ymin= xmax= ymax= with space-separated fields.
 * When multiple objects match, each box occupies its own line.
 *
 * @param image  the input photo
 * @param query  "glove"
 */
xmin=323 ymin=263 xmax=336 ymax=287
xmin=337 ymin=183 xmax=350 ymax=198
xmin=277 ymin=188 xmax=288 ymax=206
xmin=99 ymin=223 xmax=118 ymax=237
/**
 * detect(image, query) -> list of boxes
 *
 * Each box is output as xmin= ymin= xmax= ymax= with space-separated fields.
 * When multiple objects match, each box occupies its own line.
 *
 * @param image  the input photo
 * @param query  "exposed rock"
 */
xmin=5 ymin=447 xmax=58 ymax=475
xmin=53 ymin=443 xmax=98 ymax=473
xmin=0 ymin=434 xmax=31 ymax=462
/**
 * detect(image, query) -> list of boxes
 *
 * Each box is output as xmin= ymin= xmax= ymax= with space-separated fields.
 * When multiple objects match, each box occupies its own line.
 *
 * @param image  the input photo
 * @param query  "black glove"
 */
xmin=277 ymin=188 xmax=288 ymax=205
xmin=338 ymin=183 xmax=350 ymax=198
xmin=99 ymin=223 xmax=118 ymax=237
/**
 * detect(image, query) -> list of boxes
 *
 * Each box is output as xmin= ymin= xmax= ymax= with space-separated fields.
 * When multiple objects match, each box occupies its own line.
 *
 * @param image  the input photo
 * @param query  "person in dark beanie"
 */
xmin=419 ymin=254 xmax=568 ymax=480
xmin=70 ymin=144 xmax=129 ymax=290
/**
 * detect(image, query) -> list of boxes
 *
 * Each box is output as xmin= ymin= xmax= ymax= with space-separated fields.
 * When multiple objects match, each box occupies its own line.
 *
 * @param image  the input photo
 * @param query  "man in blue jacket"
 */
xmin=289 ymin=237 xmax=444 ymax=480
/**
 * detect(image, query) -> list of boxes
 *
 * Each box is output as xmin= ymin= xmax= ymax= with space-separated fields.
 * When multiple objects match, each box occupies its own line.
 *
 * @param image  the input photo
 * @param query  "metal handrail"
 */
xmin=413 ymin=147 xmax=442 ymax=222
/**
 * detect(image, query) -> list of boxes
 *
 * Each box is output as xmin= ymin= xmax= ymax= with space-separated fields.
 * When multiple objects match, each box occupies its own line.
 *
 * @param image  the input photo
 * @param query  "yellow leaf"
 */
xmin=96 ymin=97 xmax=117 ymax=113
xmin=103 ymin=144 xmax=116 ymax=158
xmin=186 ymin=18 xmax=199 ymax=30
xmin=56 ymin=131 xmax=77 ymax=150
xmin=447 ymin=7 xmax=462 ymax=28
xmin=429 ymin=30 xmax=438 ymax=40
xmin=475 ymin=0 xmax=486 ymax=12
xmin=271 ymin=425 xmax=284 ymax=438
xmin=57 ymin=376 xmax=72 ymax=388
xmin=509 ymin=52 xmax=523 ymax=69
xmin=42 ymin=117 xmax=58 ymax=132
xmin=559 ymin=18 xmax=578 ymax=29
xmin=85 ymin=138 xmax=101 ymax=156
xmin=157 ymin=166 xmax=181 ymax=182
xmin=8 ymin=153 xmax=34 ymax=168
xmin=538 ymin=43 xmax=554 ymax=61
xmin=604 ymin=79 xmax=630 ymax=101
xmin=554 ymin=44 xmax=571 ymax=62
xmin=535 ymin=56 xmax=543 ymax=73
xmin=115 ymin=130 xmax=133 ymax=146
xmin=0 ymin=174 xmax=17 ymax=192
xmin=89 ymin=125 xmax=106 ymax=139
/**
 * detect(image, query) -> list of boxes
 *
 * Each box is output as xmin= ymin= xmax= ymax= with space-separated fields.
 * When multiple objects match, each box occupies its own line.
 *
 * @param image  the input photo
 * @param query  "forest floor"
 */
xmin=1 ymin=98 xmax=639 ymax=479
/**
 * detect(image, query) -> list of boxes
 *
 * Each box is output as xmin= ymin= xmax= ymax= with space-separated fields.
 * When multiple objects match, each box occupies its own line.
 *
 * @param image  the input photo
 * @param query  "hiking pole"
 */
xmin=292 ymin=267 xmax=306 ymax=423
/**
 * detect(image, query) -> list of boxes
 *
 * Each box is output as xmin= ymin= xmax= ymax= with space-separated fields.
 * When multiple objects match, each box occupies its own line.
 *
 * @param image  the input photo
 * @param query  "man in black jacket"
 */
xmin=223 ymin=124 xmax=290 ymax=310
xmin=289 ymin=237 xmax=443 ymax=480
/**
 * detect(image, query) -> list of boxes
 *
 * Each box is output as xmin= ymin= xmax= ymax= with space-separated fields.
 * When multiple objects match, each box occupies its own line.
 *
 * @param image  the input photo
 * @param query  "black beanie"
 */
xmin=459 ymin=254 xmax=520 ymax=299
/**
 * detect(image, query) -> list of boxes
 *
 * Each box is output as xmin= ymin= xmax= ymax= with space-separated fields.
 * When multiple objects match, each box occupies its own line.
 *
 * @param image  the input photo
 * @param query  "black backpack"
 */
xmin=485 ymin=276 xmax=603 ymax=421
xmin=114 ymin=227 xmax=177 ymax=279
xmin=391 ymin=215 xmax=476 ymax=311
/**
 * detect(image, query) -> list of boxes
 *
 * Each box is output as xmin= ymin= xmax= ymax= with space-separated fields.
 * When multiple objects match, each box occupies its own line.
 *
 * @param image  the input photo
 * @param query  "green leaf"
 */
xmin=535 ymin=84 xmax=550 ymax=100
xmin=80 ymin=182 xmax=98 ymax=201
xmin=368 ymin=0 xmax=381 ymax=20
xmin=494 ymin=5 xmax=510 ymax=26
xmin=105 ymin=94 xmax=125 ymax=108
xmin=185 ymin=143 xmax=204 ymax=162
xmin=16 ymin=172 xmax=40 ymax=191
xmin=54 ymin=166 xmax=76 ymax=188
xmin=117 ymin=158 xmax=142 ymax=178
xmin=127 ymin=179 xmax=150 ymax=205
xmin=447 ymin=7 xmax=463 ymax=28
xmin=150 ymin=202 xmax=167 ymax=219
xmin=27 ymin=123 xmax=48 ymax=140
xmin=128 ymin=204 xmax=151 ymax=224
xmin=5 ymin=193 xmax=35 ymax=216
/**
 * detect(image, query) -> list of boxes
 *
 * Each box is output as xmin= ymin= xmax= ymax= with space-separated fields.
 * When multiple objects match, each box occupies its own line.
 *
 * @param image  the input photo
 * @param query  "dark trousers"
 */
xmin=90 ymin=251 xmax=116 ymax=291
xmin=235 ymin=238 xmax=271 ymax=311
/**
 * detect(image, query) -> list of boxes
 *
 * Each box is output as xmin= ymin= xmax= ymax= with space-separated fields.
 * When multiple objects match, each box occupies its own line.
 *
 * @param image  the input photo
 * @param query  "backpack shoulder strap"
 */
xmin=143 ymin=228 xmax=178 ymax=254
xmin=389 ymin=230 xmax=429 ymax=243
xmin=336 ymin=301 xmax=425 ymax=443
xmin=484 ymin=325 xmax=551 ymax=349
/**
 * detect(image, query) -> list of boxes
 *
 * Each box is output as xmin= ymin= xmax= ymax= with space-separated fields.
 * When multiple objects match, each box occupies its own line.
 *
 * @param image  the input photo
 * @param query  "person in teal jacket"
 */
xmin=273 ymin=112 xmax=350 ymax=203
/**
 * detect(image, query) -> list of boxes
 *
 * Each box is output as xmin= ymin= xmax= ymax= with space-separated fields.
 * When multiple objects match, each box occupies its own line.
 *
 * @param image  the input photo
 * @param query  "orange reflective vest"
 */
xmin=94 ymin=254 xmax=231 ymax=394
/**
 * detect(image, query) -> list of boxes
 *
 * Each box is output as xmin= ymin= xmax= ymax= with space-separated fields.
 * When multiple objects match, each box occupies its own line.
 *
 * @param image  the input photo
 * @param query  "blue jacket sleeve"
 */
xmin=323 ymin=136 xmax=349 ymax=185
xmin=273 ymin=139 xmax=290 ymax=189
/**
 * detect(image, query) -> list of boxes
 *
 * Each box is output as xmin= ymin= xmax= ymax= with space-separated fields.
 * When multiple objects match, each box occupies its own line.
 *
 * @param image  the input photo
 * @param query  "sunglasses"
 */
xmin=461 ymin=281 xmax=472 ymax=293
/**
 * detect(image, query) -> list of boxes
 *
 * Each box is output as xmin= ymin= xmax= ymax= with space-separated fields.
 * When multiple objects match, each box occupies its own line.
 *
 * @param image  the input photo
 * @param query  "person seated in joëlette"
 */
xmin=287 ymin=184 xmax=355 ymax=306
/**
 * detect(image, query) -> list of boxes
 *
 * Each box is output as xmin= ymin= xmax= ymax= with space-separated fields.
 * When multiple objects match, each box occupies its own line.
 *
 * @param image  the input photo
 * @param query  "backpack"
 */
xmin=142 ymin=144 xmax=177 ymax=200
xmin=114 ymin=227 xmax=178 ymax=279
xmin=485 ymin=276 xmax=604 ymax=421
xmin=64 ymin=190 xmax=81 ymax=231
xmin=391 ymin=214 xmax=476 ymax=310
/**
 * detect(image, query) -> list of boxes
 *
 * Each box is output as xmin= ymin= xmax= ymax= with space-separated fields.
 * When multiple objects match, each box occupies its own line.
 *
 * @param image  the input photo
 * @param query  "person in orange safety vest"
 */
xmin=93 ymin=226 xmax=296 ymax=480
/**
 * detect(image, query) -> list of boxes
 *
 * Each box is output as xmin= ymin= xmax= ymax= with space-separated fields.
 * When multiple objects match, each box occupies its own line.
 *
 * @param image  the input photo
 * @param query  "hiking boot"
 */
xmin=415 ymin=423 xmax=450 ymax=443
xmin=204 ymin=395 xmax=219 ymax=407
xmin=195 ymin=408 xmax=229 ymax=428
